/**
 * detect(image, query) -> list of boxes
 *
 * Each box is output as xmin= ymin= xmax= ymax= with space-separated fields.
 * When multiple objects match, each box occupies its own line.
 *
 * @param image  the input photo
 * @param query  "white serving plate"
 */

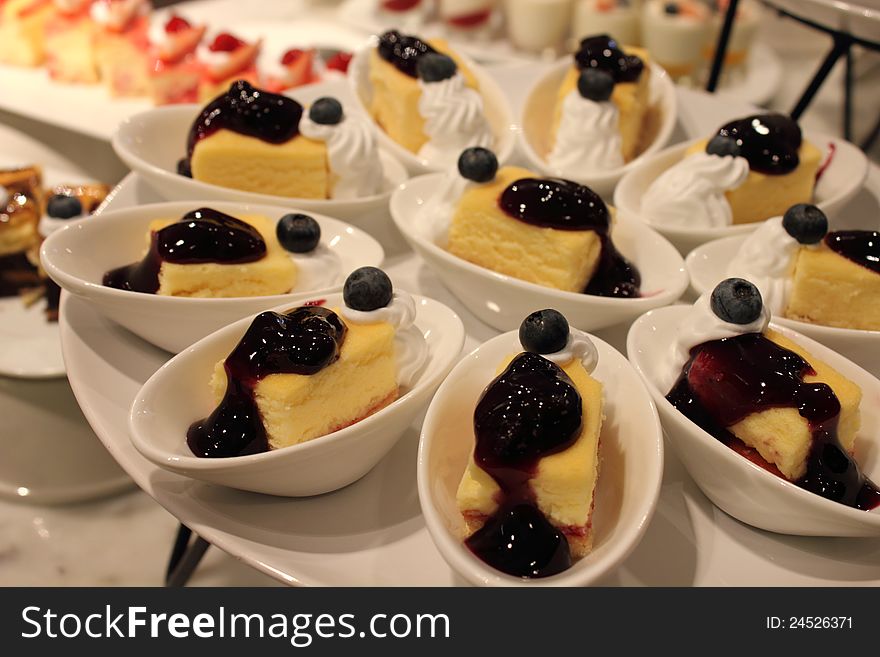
xmin=0 ymin=123 xmax=130 ymax=503
xmin=614 ymin=132 xmax=869 ymax=254
xmin=42 ymin=200 xmax=384 ymax=353
xmin=0 ymin=7 xmax=370 ymax=141
xmin=130 ymin=291 xmax=464 ymax=496
xmin=627 ymin=306 xmax=880 ymax=536
xmin=112 ymin=79 xmax=411 ymax=254
xmin=520 ymin=58 xmax=678 ymax=198
xmin=419 ymin=329 xmax=663 ymax=586
xmin=57 ymin=82 xmax=880 ymax=584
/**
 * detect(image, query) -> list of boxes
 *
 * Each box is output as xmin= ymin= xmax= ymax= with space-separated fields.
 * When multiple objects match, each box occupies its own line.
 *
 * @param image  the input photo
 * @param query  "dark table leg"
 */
xmin=706 ymin=0 xmax=739 ymax=93
xmin=165 ymin=523 xmax=211 ymax=587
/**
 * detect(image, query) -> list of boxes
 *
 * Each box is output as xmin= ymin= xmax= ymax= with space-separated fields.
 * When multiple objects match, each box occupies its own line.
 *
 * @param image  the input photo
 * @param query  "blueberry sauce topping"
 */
xmin=713 ymin=113 xmax=802 ymax=175
xmin=825 ymin=230 xmax=880 ymax=275
xmin=377 ymin=29 xmax=436 ymax=78
xmin=498 ymin=178 xmax=641 ymax=298
xmin=574 ymin=35 xmax=644 ymax=83
xmin=666 ymin=334 xmax=880 ymax=510
xmin=184 ymin=80 xmax=303 ymax=161
xmin=187 ymin=306 xmax=348 ymax=458
xmin=465 ymin=352 xmax=584 ymax=577
xmin=102 ymin=208 xmax=266 ymax=294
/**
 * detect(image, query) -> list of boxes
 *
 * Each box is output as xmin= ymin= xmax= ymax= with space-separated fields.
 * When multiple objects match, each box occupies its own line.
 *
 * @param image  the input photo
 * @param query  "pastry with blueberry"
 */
xmin=456 ymin=309 xmax=604 ymax=578
xmin=642 ymin=113 xmax=821 ymax=229
xmin=188 ymin=267 xmax=427 ymax=457
xmin=183 ymin=81 xmax=384 ymax=199
xmin=728 ymin=204 xmax=880 ymax=331
xmin=439 ymin=147 xmax=640 ymax=297
xmin=551 ymin=34 xmax=651 ymax=168
xmin=663 ymin=278 xmax=879 ymax=510
xmin=367 ymin=30 xmax=493 ymax=167
xmin=102 ymin=208 xmax=308 ymax=297
xmin=0 ymin=166 xmax=43 ymax=298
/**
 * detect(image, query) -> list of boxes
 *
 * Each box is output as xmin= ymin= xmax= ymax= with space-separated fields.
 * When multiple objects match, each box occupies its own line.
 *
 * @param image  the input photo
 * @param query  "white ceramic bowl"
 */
xmin=390 ymin=173 xmax=689 ymax=332
xmin=627 ymin=306 xmax=880 ymax=536
xmin=418 ymin=329 xmax=664 ymax=586
xmin=111 ymin=80 xmax=410 ymax=251
xmin=130 ymin=291 xmax=465 ymax=496
xmin=520 ymin=58 xmax=678 ymax=198
xmin=687 ymin=234 xmax=880 ymax=378
xmin=614 ymin=133 xmax=869 ymax=254
xmin=41 ymin=201 xmax=384 ymax=353
xmin=348 ymin=41 xmax=516 ymax=175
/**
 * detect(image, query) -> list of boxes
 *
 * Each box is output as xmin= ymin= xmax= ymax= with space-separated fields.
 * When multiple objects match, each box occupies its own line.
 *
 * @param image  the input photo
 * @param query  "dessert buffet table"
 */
xmin=1 ymin=0 xmax=879 ymax=586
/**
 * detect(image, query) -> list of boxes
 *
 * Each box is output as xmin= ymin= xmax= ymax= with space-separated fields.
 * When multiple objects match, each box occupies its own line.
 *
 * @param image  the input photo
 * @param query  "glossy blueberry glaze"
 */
xmin=714 ymin=114 xmax=802 ymax=175
xmin=825 ymin=230 xmax=880 ymax=275
xmin=666 ymin=333 xmax=880 ymax=510
xmin=574 ymin=35 xmax=644 ymax=83
xmin=187 ymin=306 xmax=348 ymax=458
xmin=376 ymin=29 xmax=436 ymax=77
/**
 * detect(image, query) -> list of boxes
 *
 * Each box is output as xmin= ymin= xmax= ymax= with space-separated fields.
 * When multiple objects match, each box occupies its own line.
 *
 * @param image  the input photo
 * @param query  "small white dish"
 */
xmin=348 ymin=40 xmax=517 ymax=175
xmin=687 ymin=234 xmax=880 ymax=378
xmin=390 ymin=173 xmax=689 ymax=333
xmin=520 ymin=58 xmax=678 ymax=198
xmin=111 ymin=80 xmax=409 ymax=249
xmin=627 ymin=305 xmax=880 ymax=536
xmin=41 ymin=200 xmax=384 ymax=353
xmin=418 ymin=328 xmax=664 ymax=586
xmin=129 ymin=291 xmax=465 ymax=497
xmin=614 ymin=133 xmax=869 ymax=254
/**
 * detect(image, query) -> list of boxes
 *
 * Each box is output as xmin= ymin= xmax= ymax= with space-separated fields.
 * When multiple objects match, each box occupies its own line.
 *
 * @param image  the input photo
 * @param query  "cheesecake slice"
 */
xmin=725 ymin=329 xmax=862 ymax=481
xmin=208 ymin=309 xmax=398 ymax=450
xmin=368 ymin=30 xmax=479 ymax=154
xmin=786 ymin=231 xmax=880 ymax=331
xmin=149 ymin=214 xmax=297 ymax=298
xmin=187 ymin=81 xmax=330 ymax=199
xmin=457 ymin=353 xmax=603 ymax=557
xmin=552 ymin=37 xmax=651 ymax=162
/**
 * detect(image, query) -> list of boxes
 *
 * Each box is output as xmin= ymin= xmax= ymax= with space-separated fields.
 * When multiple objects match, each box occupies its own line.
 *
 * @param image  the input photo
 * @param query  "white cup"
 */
xmin=504 ymin=0 xmax=573 ymax=52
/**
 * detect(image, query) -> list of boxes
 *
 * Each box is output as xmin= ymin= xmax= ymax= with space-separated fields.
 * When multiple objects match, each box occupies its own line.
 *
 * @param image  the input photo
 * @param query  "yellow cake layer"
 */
xmin=210 ymin=311 xmax=398 ymax=450
xmin=94 ymin=30 xmax=151 ymax=97
xmin=728 ymin=328 xmax=862 ymax=481
xmin=191 ymin=129 xmax=329 ymax=199
xmin=151 ymin=213 xmax=297 ymax=298
xmin=367 ymin=38 xmax=479 ymax=154
xmin=0 ymin=0 xmax=54 ymax=67
xmin=552 ymin=46 xmax=651 ymax=163
xmin=45 ymin=17 xmax=100 ymax=83
xmin=447 ymin=166 xmax=604 ymax=292
xmin=686 ymin=138 xmax=821 ymax=225
xmin=456 ymin=354 xmax=603 ymax=557
xmin=785 ymin=244 xmax=880 ymax=331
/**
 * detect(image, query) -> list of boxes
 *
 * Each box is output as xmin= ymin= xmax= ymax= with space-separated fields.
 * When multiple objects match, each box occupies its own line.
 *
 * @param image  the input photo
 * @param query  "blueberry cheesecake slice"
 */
xmin=457 ymin=309 xmax=604 ymax=578
xmin=663 ymin=278 xmax=879 ymax=510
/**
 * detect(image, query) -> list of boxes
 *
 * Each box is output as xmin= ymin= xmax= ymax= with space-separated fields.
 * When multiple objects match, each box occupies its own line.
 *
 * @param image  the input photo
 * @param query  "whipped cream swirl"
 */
xmin=417 ymin=73 xmax=493 ymax=168
xmin=299 ymin=114 xmax=385 ymax=200
xmin=197 ymin=36 xmax=239 ymax=74
xmin=415 ymin=167 xmax=471 ymax=243
xmin=660 ymin=292 xmax=770 ymax=393
xmin=548 ymin=91 xmax=624 ymax=175
xmin=540 ymin=328 xmax=599 ymax=374
xmin=342 ymin=292 xmax=427 ymax=388
xmin=642 ymin=152 xmax=750 ymax=228
xmin=147 ymin=11 xmax=178 ymax=48
xmin=726 ymin=217 xmax=800 ymax=314
xmin=91 ymin=0 xmax=149 ymax=30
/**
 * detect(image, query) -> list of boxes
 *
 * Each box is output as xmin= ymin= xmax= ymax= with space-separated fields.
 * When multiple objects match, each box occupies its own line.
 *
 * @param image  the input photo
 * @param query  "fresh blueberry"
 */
xmin=344 ymin=267 xmax=393 ymax=312
xmin=519 ymin=309 xmax=570 ymax=355
xmin=706 ymin=135 xmax=741 ymax=158
xmin=46 ymin=194 xmax=83 ymax=219
xmin=782 ymin=203 xmax=828 ymax=245
xmin=416 ymin=53 xmax=457 ymax=82
xmin=277 ymin=213 xmax=321 ymax=253
xmin=577 ymin=68 xmax=615 ymax=102
xmin=457 ymin=147 xmax=498 ymax=183
xmin=309 ymin=97 xmax=344 ymax=125
xmin=177 ymin=158 xmax=193 ymax=178
xmin=664 ymin=2 xmax=680 ymax=14
xmin=710 ymin=278 xmax=763 ymax=325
